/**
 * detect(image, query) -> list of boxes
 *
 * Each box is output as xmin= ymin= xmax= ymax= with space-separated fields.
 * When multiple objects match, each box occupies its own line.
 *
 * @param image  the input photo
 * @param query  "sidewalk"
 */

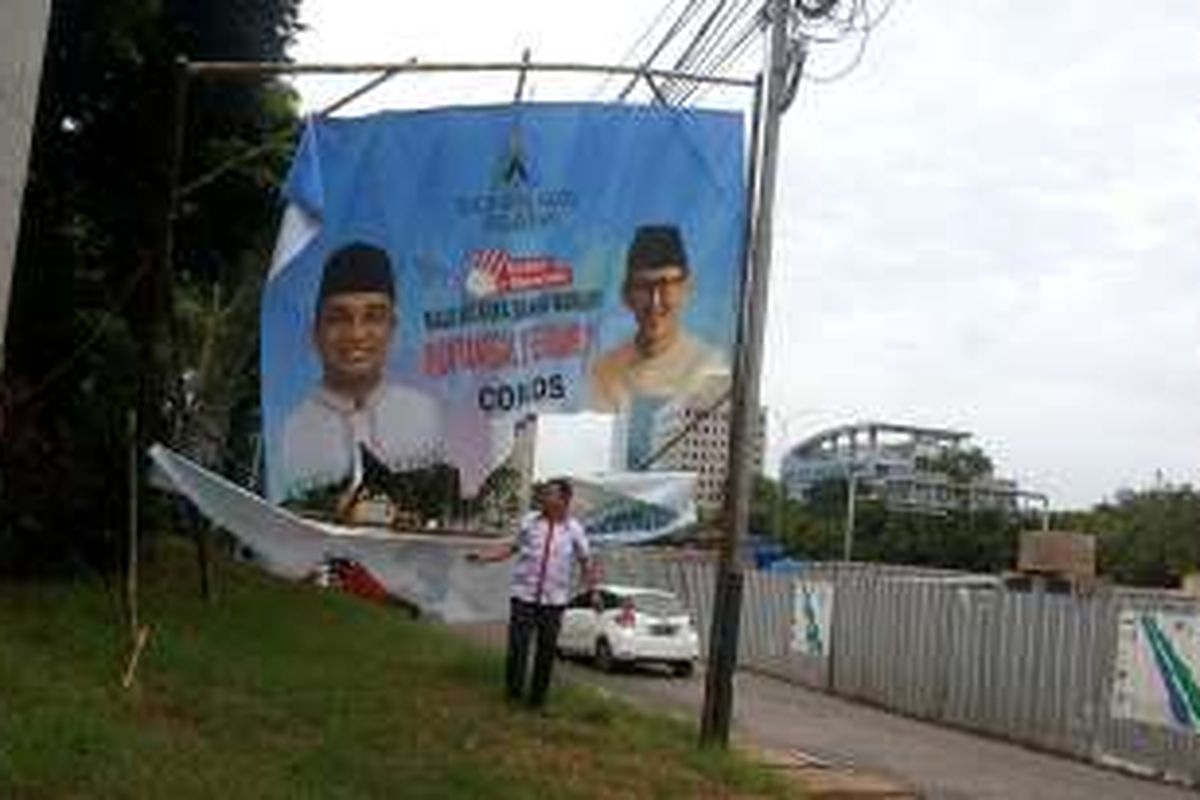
xmin=453 ymin=623 xmax=1196 ymax=800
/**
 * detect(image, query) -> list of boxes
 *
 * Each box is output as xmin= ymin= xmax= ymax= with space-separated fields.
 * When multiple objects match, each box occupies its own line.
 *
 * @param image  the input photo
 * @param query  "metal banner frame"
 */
xmin=162 ymin=35 xmax=792 ymax=747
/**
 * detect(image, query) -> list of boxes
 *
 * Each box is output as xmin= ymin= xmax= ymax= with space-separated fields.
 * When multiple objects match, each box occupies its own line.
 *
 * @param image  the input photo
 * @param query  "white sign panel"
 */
xmin=791 ymin=579 xmax=834 ymax=658
xmin=1111 ymin=608 xmax=1200 ymax=733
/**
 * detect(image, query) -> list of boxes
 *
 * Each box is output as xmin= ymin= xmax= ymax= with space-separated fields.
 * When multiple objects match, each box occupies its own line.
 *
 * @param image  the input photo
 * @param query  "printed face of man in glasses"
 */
xmin=586 ymin=225 xmax=725 ymax=416
xmin=624 ymin=263 xmax=691 ymax=359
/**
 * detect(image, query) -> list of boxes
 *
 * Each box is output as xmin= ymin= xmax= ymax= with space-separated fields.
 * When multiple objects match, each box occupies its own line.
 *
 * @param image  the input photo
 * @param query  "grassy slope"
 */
xmin=0 ymin=538 xmax=798 ymax=799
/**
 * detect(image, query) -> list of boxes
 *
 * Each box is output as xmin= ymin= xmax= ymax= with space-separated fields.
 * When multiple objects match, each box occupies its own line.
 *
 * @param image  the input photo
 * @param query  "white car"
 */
xmin=557 ymin=584 xmax=700 ymax=677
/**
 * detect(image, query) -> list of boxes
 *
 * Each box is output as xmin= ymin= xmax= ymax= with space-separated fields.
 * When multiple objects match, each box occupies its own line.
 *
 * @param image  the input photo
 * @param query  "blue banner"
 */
xmin=262 ymin=103 xmax=745 ymax=523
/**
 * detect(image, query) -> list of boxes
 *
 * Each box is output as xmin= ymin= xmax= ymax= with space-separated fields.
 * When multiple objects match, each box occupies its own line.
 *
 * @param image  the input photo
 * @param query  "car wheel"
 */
xmin=671 ymin=661 xmax=694 ymax=678
xmin=594 ymin=638 xmax=616 ymax=673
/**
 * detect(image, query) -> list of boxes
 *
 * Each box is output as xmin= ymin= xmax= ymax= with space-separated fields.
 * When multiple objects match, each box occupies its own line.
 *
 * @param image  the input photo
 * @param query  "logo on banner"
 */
xmin=455 ymin=123 xmax=578 ymax=233
xmin=463 ymin=249 xmax=574 ymax=298
xmin=494 ymin=127 xmax=532 ymax=189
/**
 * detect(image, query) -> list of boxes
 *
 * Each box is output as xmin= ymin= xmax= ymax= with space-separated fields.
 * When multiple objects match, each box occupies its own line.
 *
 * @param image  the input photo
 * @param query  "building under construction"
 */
xmin=781 ymin=421 xmax=1023 ymax=514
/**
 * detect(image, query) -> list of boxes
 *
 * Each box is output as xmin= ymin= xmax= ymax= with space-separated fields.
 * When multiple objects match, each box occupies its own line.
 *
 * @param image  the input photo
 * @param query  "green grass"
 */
xmin=0 ymin=537 xmax=800 ymax=799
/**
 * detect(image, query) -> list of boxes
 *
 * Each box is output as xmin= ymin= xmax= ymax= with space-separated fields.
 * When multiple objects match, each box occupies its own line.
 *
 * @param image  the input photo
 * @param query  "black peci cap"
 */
xmin=626 ymin=225 xmax=689 ymax=282
xmin=317 ymin=242 xmax=394 ymax=312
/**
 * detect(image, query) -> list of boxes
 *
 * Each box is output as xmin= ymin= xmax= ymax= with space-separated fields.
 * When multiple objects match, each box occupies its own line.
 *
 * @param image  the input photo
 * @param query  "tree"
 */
xmin=749 ymin=475 xmax=840 ymax=560
xmin=783 ymin=475 xmax=1024 ymax=572
xmin=1056 ymin=486 xmax=1200 ymax=587
xmin=2 ymin=0 xmax=301 ymax=574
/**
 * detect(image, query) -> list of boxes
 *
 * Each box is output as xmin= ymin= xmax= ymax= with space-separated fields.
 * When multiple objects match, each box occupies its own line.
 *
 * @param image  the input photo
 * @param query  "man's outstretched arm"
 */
xmin=466 ymin=540 xmax=518 ymax=564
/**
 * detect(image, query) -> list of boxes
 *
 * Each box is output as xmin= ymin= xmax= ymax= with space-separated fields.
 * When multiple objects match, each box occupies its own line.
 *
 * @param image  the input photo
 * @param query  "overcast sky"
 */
xmin=292 ymin=0 xmax=1200 ymax=508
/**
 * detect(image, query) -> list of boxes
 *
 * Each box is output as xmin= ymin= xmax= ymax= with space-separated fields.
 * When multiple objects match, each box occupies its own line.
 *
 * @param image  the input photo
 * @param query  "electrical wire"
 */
xmin=614 ymin=0 xmax=713 ymax=101
xmin=667 ymin=1 xmax=764 ymax=105
xmin=615 ymin=0 xmax=762 ymax=106
xmin=590 ymin=0 xmax=688 ymax=98
xmin=670 ymin=28 xmax=759 ymax=104
xmin=661 ymin=1 xmax=761 ymax=103
xmin=670 ymin=0 xmax=731 ymax=74
xmin=804 ymin=0 xmax=899 ymax=84
xmin=606 ymin=0 xmax=769 ymax=107
xmin=669 ymin=8 xmax=764 ymax=104
xmin=806 ymin=1 xmax=873 ymax=83
xmin=869 ymin=0 xmax=900 ymax=29
xmin=684 ymin=0 xmax=760 ymax=73
xmin=805 ymin=22 xmax=871 ymax=83
xmin=659 ymin=0 xmax=760 ymax=102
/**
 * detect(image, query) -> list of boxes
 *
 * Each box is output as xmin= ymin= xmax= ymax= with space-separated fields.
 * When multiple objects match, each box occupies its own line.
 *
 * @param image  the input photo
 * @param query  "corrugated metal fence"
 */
xmin=598 ymin=549 xmax=1200 ymax=788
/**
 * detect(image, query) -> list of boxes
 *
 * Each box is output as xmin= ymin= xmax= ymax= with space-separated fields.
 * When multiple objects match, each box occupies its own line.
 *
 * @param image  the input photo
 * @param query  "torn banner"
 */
xmin=150 ymin=444 xmax=510 ymax=622
xmin=150 ymin=445 xmax=698 ymax=620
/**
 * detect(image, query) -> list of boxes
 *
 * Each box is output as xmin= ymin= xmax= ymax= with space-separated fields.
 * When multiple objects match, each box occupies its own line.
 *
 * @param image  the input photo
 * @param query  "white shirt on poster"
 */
xmin=280 ymin=382 xmax=443 ymax=499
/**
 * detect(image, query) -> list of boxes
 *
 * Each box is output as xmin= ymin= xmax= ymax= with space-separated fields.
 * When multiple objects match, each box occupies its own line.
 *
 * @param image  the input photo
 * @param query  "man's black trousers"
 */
xmin=506 ymin=597 xmax=564 ymax=707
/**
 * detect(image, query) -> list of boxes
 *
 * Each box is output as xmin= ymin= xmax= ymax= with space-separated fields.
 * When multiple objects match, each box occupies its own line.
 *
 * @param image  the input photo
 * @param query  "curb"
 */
xmin=747 ymin=746 xmax=920 ymax=799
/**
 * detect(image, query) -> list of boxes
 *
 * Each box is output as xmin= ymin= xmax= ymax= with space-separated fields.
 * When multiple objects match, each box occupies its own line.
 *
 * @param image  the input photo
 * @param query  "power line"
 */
xmin=682 ymin=0 xmax=761 ymax=73
xmin=615 ymin=0 xmax=712 ymax=101
xmin=660 ymin=0 xmax=762 ymax=103
xmin=670 ymin=0 xmax=733 ymax=74
xmin=591 ymin=0 xmax=689 ymax=98
xmin=805 ymin=22 xmax=872 ymax=83
xmin=668 ymin=9 xmax=764 ymax=104
xmin=799 ymin=0 xmax=900 ymax=84
xmin=608 ymin=0 xmax=901 ymax=108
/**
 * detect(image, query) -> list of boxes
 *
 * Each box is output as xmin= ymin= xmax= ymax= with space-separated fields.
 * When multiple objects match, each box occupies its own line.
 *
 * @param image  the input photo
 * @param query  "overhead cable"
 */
xmin=591 ymin=0 xmax=687 ymax=98
xmin=615 ymin=0 xmax=712 ymax=101
xmin=668 ymin=8 xmax=764 ymax=104
xmin=660 ymin=0 xmax=762 ymax=103
xmin=613 ymin=0 xmax=900 ymax=106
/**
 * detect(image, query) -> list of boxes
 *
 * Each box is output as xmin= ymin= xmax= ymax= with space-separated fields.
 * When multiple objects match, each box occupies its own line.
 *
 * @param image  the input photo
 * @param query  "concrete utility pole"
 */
xmin=843 ymin=469 xmax=858 ymax=561
xmin=700 ymin=0 xmax=799 ymax=747
xmin=0 ymin=0 xmax=52 ymax=370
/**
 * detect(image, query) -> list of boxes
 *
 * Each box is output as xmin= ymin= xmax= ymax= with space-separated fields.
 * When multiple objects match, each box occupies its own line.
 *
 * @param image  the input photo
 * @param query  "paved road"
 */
xmin=455 ymin=624 xmax=1196 ymax=800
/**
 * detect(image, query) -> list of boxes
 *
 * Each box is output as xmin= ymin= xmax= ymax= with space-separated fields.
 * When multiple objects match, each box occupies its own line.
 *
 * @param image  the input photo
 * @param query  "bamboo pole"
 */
xmin=184 ymin=58 xmax=757 ymax=88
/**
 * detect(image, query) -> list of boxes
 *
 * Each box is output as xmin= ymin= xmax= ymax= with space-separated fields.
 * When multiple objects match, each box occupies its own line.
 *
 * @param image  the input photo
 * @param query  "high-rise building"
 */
xmin=647 ymin=373 xmax=765 ymax=510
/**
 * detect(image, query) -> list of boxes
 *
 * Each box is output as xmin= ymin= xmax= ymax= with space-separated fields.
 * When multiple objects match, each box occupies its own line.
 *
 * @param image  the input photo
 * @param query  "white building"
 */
xmin=648 ymin=373 xmax=765 ymax=510
xmin=781 ymin=421 xmax=1024 ymax=514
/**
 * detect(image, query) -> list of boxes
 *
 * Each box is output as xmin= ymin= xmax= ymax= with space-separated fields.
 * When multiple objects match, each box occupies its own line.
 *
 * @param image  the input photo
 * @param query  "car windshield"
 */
xmin=630 ymin=592 xmax=684 ymax=616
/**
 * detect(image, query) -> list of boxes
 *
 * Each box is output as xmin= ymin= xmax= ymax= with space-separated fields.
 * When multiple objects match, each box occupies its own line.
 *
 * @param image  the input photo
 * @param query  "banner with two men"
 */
xmin=261 ymin=102 xmax=745 ymax=532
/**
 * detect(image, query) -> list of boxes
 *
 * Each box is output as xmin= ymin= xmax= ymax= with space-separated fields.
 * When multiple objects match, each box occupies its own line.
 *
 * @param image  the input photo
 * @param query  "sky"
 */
xmin=291 ymin=0 xmax=1200 ymax=508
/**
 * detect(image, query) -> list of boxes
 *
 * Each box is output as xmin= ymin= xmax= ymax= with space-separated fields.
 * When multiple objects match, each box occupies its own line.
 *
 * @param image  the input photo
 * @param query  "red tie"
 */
xmin=533 ymin=519 xmax=556 ymax=604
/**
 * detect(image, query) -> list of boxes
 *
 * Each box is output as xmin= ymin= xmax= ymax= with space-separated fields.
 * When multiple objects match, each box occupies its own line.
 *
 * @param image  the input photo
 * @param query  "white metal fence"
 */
xmin=597 ymin=549 xmax=1200 ymax=788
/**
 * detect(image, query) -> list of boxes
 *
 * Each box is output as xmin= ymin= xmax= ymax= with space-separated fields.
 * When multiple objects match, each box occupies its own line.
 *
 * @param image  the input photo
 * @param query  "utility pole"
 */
xmin=843 ymin=469 xmax=857 ymax=561
xmin=770 ymin=410 xmax=789 ymax=542
xmin=0 ymin=0 xmax=52 ymax=369
xmin=844 ymin=470 xmax=864 ymax=556
xmin=700 ymin=0 xmax=799 ymax=747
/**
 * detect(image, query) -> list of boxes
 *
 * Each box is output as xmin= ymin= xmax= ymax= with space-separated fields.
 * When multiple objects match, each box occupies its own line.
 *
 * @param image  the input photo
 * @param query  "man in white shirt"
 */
xmin=469 ymin=478 xmax=597 ymax=709
xmin=280 ymin=242 xmax=442 ymax=501
xmin=587 ymin=225 xmax=725 ymax=414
